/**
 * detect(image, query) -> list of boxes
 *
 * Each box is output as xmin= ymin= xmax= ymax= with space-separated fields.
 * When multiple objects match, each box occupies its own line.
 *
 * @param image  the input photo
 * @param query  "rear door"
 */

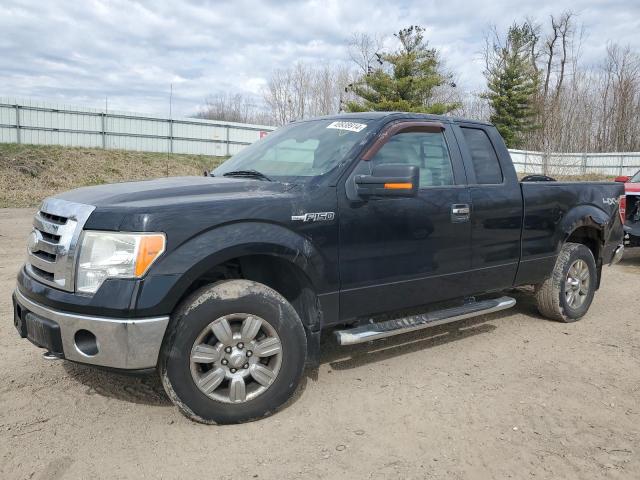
xmin=337 ymin=121 xmax=473 ymax=320
xmin=453 ymin=123 xmax=523 ymax=292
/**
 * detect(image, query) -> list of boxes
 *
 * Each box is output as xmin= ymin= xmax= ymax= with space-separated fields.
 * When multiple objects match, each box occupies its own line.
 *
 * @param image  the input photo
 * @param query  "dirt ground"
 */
xmin=1 ymin=207 xmax=639 ymax=480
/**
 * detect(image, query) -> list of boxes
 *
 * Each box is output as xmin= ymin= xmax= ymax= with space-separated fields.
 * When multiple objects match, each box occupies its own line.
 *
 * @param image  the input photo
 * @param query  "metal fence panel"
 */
xmin=0 ymin=104 xmax=16 ymax=125
xmin=509 ymin=149 xmax=640 ymax=176
xmin=0 ymin=97 xmax=275 ymax=156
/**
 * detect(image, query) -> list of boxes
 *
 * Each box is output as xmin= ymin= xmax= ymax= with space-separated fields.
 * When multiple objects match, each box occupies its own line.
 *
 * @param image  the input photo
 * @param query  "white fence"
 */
xmin=510 ymin=149 xmax=640 ymax=177
xmin=0 ymin=97 xmax=276 ymax=157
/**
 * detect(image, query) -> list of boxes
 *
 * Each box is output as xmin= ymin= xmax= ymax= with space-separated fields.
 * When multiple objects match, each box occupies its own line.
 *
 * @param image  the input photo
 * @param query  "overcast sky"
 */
xmin=1 ymin=0 xmax=639 ymax=117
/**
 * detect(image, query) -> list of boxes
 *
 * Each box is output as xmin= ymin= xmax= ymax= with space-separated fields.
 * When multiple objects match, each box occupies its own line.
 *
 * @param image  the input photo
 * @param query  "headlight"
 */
xmin=76 ymin=231 xmax=166 ymax=294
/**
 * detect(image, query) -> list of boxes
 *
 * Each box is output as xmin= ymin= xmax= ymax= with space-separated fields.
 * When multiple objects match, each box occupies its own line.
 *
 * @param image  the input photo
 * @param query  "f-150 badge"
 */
xmin=291 ymin=212 xmax=335 ymax=222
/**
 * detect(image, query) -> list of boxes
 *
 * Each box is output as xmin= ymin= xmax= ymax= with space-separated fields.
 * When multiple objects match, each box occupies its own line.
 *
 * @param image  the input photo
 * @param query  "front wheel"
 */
xmin=159 ymin=280 xmax=307 ymax=424
xmin=535 ymin=242 xmax=597 ymax=322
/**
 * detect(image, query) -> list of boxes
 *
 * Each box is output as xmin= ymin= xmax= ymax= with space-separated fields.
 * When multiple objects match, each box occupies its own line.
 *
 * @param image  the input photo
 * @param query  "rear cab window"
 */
xmin=460 ymin=127 xmax=503 ymax=185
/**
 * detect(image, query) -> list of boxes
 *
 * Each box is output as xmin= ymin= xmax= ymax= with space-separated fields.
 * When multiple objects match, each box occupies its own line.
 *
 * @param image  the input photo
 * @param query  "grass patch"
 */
xmin=0 ymin=144 xmax=227 ymax=207
xmin=518 ymin=172 xmax=614 ymax=182
xmin=552 ymin=173 xmax=615 ymax=182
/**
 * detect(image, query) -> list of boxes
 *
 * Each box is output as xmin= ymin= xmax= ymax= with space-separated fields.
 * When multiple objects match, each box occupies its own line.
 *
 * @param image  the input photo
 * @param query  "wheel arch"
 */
xmin=559 ymin=206 xmax=610 ymax=288
xmin=144 ymin=221 xmax=327 ymax=305
xmin=142 ymin=222 xmax=329 ymax=365
xmin=558 ymin=206 xmax=609 ymax=257
xmin=168 ymin=252 xmax=324 ymax=366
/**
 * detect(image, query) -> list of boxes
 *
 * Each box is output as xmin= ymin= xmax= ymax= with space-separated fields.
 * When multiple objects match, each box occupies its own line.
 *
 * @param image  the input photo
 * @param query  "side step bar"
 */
xmin=335 ymin=296 xmax=516 ymax=346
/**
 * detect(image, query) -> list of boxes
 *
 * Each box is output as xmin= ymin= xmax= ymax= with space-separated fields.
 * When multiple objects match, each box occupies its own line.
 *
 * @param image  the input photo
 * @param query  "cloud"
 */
xmin=1 ymin=0 xmax=638 ymax=117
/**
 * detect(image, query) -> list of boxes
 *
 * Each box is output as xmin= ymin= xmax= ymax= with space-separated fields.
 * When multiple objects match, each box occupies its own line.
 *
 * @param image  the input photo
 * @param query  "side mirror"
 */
xmin=355 ymin=164 xmax=419 ymax=198
xmin=615 ymin=175 xmax=630 ymax=183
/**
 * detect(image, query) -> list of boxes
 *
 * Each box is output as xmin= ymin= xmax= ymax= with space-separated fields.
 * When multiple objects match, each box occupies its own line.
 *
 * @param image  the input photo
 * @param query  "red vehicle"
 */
xmin=616 ymin=171 xmax=640 ymax=247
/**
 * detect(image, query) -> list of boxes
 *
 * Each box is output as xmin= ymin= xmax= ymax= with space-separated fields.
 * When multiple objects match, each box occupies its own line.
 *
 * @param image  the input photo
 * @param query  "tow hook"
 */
xmin=43 ymin=351 xmax=62 ymax=360
xmin=612 ymin=244 xmax=625 ymax=265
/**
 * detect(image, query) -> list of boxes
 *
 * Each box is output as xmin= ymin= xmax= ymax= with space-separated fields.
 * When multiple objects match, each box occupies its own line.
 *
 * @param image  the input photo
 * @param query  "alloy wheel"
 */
xmin=189 ymin=314 xmax=283 ymax=404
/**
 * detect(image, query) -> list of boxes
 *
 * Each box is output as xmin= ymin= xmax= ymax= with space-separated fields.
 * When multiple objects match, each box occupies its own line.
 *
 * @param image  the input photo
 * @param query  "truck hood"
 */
xmin=53 ymin=176 xmax=292 ymax=208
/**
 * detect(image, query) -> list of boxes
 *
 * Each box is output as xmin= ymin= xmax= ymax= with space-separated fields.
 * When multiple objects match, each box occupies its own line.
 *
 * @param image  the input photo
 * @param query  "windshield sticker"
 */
xmin=326 ymin=121 xmax=367 ymax=133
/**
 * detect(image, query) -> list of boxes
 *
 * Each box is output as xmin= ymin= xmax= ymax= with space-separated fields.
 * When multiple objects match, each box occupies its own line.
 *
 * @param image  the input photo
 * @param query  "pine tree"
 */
xmin=484 ymin=23 xmax=540 ymax=148
xmin=346 ymin=26 xmax=459 ymax=114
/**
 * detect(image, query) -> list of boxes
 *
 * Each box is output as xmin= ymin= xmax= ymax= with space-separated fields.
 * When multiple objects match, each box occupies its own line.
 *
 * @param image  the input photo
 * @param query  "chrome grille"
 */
xmin=25 ymin=198 xmax=95 ymax=291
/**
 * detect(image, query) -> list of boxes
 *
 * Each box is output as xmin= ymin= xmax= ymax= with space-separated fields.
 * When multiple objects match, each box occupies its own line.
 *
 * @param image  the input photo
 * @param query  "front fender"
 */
xmin=133 ymin=221 xmax=329 ymax=316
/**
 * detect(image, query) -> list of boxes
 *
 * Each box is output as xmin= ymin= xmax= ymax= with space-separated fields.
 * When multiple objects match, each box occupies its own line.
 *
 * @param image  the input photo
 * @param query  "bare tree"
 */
xmin=195 ymin=93 xmax=270 ymax=124
xmin=530 ymin=40 xmax=640 ymax=154
xmin=542 ymin=19 xmax=559 ymax=97
xmin=263 ymin=62 xmax=355 ymax=125
xmin=553 ymin=12 xmax=574 ymax=99
xmin=347 ymin=33 xmax=385 ymax=75
xmin=601 ymin=44 xmax=640 ymax=151
xmin=539 ymin=11 xmax=575 ymax=100
xmin=453 ymin=91 xmax=491 ymax=122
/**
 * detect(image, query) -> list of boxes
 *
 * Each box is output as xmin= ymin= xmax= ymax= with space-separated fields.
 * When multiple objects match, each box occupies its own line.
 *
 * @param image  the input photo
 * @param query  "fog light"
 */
xmin=74 ymin=329 xmax=99 ymax=356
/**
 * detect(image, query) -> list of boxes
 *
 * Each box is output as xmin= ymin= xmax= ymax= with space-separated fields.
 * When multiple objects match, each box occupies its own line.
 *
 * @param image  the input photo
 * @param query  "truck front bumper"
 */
xmin=13 ymin=288 xmax=169 ymax=370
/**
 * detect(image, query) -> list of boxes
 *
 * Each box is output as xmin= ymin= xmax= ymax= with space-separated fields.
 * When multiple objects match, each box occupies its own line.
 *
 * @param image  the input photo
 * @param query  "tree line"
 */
xmin=196 ymin=14 xmax=640 ymax=153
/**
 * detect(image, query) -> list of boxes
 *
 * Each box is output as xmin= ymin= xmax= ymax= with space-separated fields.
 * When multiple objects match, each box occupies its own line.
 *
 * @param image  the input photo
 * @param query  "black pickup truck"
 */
xmin=13 ymin=112 xmax=624 ymax=424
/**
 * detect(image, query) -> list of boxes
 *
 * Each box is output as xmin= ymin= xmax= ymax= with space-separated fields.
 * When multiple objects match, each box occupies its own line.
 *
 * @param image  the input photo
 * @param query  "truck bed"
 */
xmin=516 ymin=181 xmax=624 ymax=285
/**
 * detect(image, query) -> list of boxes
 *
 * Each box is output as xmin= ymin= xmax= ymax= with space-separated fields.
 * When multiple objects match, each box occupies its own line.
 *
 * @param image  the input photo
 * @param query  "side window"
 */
xmin=460 ymin=127 xmax=503 ymax=184
xmin=370 ymin=131 xmax=454 ymax=187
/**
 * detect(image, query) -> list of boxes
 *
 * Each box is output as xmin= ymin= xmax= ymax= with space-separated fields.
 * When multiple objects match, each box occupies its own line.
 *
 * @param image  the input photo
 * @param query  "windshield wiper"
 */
xmin=222 ymin=169 xmax=272 ymax=181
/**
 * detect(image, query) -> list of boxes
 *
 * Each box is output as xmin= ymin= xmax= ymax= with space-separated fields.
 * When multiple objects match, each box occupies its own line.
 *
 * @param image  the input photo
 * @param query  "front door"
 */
xmin=338 ymin=122 xmax=472 ymax=320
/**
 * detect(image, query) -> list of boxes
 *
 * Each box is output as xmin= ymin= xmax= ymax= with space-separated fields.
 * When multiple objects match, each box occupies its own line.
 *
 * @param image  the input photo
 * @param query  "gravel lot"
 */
xmin=1 ymin=207 xmax=639 ymax=480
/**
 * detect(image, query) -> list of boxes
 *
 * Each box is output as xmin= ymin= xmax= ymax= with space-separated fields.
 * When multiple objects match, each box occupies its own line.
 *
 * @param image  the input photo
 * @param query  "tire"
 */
xmin=159 ymin=279 xmax=307 ymax=424
xmin=535 ymin=242 xmax=597 ymax=323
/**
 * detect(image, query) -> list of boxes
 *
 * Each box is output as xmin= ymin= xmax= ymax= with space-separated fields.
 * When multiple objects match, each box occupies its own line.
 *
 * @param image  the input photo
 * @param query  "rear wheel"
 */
xmin=535 ymin=242 xmax=597 ymax=322
xmin=159 ymin=280 xmax=307 ymax=424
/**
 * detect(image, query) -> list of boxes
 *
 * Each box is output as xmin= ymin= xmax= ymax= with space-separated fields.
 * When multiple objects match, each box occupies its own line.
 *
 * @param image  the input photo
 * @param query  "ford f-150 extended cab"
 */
xmin=13 ymin=112 xmax=625 ymax=424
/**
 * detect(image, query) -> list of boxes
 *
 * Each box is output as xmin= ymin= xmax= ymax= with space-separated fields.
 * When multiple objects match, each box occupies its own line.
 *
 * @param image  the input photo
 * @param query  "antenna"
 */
xmin=167 ymin=83 xmax=172 ymax=177
xmin=104 ymin=95 xmax=108 ymax=149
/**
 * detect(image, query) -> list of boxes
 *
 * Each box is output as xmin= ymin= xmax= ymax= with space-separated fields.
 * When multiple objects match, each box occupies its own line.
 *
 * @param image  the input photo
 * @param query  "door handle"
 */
xmin=451 ymin=204 xmax=470 ymax=223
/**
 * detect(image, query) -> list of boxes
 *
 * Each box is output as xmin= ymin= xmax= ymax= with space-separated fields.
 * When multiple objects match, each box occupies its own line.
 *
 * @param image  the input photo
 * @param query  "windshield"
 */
xmin=631 ymin=169 xmax=640 ymax=183
xmin=213 ymin=119 xmax=371 ymax=180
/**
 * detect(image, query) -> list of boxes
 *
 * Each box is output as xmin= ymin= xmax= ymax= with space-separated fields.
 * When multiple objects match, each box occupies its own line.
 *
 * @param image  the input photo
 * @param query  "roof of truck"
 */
xmin=309 ymin=111 xmax=493 ymax=127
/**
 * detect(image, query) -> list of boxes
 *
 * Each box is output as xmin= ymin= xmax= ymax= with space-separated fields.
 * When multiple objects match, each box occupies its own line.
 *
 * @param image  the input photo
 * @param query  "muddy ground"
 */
xmin=1 ymin=208 xmax=638 ymax=479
